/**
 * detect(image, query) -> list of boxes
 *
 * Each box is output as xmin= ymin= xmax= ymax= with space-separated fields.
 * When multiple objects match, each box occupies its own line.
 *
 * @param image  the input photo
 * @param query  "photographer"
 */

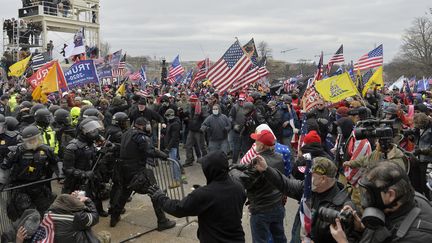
xmin=413 ymin=113 xmax=432 ymax=198
xmin=330 ymin=162 xmax=432 ymax=243
xmin=254 ymin=155 xmax=356 ymax=243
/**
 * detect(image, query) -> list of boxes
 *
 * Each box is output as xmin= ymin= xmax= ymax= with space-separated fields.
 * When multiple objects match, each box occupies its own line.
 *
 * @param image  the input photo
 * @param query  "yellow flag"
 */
xmin=362 ymin=66 xmax=383 ymax=96
xmin=315 ymin=72 xmax=359 ymax=103
xmin=32 ymin=63 xmax=59 ymax=103
xmin=8 ymin=55 xmax=31 ymax=77
xmin=116 ymin=83 xmax=126 ymax=96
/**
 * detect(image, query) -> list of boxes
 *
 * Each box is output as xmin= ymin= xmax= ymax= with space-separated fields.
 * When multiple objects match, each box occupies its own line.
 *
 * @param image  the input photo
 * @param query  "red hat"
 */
xmin=250 ymin=130 xmax=275 ymax=146
xmin=303 ymin=130 xmax=321 ymax=144
xmin=336 ymin=106 xmax=350 ymax=117
xmin=189 ymin=94 xmax=198 ymax=101
xmin=239 ymin=93 xmax=246 ymax=100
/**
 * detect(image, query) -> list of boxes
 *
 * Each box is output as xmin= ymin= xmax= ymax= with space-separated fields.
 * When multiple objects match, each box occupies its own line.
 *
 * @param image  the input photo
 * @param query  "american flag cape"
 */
xmin=300 ymin=155 xmax=313 ymax=242
xmin=240 ymin=143 xmax=292 ymax=176
xmin=207 ymin=40 xmax=252 ymax=93
xmin=343 ymin=132 xmax=372 ymax=186
xmin=190 ymin=58 xmax=209 ymax=88
xmin=326 ymin=45 xmax=344 ymax=74
xmin=167 ymin=55 xmax=185 ymax=84
xmin=32 ymin=213 xmax=55 ymax=243
xmin=230 ymin=39 xmax=269 ymax=93
xmin=295 ymin=115 xmax=309 ymax=160
xmin=354 ymin=44 xmax=383 ymax=72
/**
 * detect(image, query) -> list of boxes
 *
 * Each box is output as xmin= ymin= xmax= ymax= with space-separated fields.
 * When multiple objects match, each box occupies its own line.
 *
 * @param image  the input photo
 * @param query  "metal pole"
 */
xmin=1 ymin=177 xmax=64 ymax=192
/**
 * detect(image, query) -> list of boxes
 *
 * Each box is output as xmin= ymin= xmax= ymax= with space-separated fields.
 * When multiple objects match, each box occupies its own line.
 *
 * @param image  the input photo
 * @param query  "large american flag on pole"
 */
xmin=167 ymin=55 xmax=185 ymax=84
xmin=354 ymin=44 xmax=383 ymax=72
xmin=230 ymin=39 xmax=269 ymax=92
xmin=31 ymin=52 xmax=51 ymax=71
xmin=207 ymin=40 xmax=253 ymax=93
xmin=314 ymin=51 xmax=324 ymax=81
xmin=190 ymin=58 xmax=209 ymax=88
xmin=112 ymin=53 xmax=127 ymax=77
xmin=326 ymin=45 xmax=344 ymax=73
xmin=300 ymin=154 xmax=313 ymax=241
xmin=33 ymin=213 xmax=55 ymax=243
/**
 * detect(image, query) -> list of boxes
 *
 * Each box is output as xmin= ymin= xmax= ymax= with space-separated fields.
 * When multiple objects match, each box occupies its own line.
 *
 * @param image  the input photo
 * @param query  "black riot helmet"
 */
xmin=48 ymin=105 xmax=61 ymax=114
xmin=20 ymin=101 xmax=33 ymax=110
xmin=112 ymin=112 xmax=129 ymax=130
xmin=5 ymin=117 xmax=19 ymax=131
xmin=30 ymin=103 xmax=45 ymax=116
xmin=34 ymin=108 xmax=53 ymax=128
xmin=21 ymin=125 xmax=43 ymax=150
xmin=83 ymin=108 xmax=104 ymax=121
xmin=54 ymin=109 xmax=71 ymax=126
xmin=78 ymin=117 xmax=103 ymax=142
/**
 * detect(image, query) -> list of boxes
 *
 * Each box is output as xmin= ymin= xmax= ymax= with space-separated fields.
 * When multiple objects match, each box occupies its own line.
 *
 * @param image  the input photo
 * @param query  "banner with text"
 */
xmin=64 ymin=60 xmax=99 ymax=88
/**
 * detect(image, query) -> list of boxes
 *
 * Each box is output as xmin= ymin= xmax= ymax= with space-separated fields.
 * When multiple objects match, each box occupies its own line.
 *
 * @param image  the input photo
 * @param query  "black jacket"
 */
xmin=359 ymin=193 xmax=432 ymax=243
xmin=164 ymin=117 xmax=181 ymax=150
xmin=128 ymin=107 xmax=164 ymax=124
xmin=155 ymin=151 xmax=246 ymax=243
xmin=262 ymin=166 xmax=354 ymax=243
xmin=243 ymin=149 xmax=285 ymax=213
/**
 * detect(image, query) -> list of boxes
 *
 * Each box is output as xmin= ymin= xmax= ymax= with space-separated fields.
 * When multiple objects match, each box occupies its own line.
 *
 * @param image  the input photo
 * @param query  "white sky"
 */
xmin=1 ymin=0 xmax=431 ymax=63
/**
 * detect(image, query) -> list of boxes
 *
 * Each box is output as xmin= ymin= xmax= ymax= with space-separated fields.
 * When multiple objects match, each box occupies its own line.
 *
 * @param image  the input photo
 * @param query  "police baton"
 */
xmin=1 ymin=177 xmax=65 ymax=192
xmin=91 ymin=134 xmax=112 ymax=172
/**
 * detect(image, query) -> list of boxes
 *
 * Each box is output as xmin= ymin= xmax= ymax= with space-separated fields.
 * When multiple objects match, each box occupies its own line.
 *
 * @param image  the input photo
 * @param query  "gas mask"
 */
xmin=358 ymin=175 xmax=406 ymax=229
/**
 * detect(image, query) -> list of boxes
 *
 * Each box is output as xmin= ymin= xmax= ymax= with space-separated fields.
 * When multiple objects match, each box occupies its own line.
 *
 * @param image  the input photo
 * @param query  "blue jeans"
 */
xmin=250 ymin=205 xmax=287 ymax=243
xmin=169 ymin=148 xmax=181 ymax=181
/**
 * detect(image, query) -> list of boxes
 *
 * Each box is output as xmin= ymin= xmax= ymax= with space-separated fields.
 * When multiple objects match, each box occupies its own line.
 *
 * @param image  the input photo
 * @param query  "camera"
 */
xmin=354 ymin=119 xmax=394 ymax=140
xmin=318 ymin=207 xmax=353 ymax=227
xmin=401 ymin=128 xmax=418 ymax=138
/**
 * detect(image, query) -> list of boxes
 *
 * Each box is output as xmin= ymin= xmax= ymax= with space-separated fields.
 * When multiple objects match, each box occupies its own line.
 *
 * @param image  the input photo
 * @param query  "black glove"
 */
xmin=156 ymin=149 xmax=169 ymax=160
xmin=84 ymin=171 xmax=94 ymax=179
xmin=147 ymin=185 xmax=166 ymax=201
xmin=229 ymin=163 xmax=249 ymax=171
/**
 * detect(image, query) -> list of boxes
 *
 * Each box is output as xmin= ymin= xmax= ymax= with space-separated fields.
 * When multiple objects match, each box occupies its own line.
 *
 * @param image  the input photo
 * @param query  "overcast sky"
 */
xmin=1 ymin=0 xmax=431 ymax=63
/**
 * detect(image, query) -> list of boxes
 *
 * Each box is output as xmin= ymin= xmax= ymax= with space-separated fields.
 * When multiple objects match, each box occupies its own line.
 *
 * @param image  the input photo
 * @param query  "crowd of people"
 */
xmin=3 ymin=18 xmax=42 ymax=46
xmin=0 ymin=55 xmax=431 ymax=242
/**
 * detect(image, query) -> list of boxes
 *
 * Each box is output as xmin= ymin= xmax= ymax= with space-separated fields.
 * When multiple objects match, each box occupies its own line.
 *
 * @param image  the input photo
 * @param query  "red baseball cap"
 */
xmin=303 ymin=130 xmax=321 ymax=144
xmin=250 ymin=130 xmax=275 ymax=146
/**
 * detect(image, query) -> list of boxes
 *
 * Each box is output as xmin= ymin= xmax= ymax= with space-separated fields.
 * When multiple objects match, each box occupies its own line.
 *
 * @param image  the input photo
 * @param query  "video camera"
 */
xmin=319 ymin=207 xmax=353 ymax=229
xmin=354 ymin=119 xmax=395 ymax=155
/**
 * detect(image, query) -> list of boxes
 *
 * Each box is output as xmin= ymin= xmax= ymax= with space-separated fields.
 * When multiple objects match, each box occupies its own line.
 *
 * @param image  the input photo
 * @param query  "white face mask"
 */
xmin=212 ymin=109 xmax=219 ymax=115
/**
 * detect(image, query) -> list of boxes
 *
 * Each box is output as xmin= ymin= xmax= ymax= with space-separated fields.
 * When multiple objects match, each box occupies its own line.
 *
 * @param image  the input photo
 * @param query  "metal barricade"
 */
xmin=0 ymin=191 xmax=13 ymax=236
xmin=146 ymin=158 xmax=197 ymax=237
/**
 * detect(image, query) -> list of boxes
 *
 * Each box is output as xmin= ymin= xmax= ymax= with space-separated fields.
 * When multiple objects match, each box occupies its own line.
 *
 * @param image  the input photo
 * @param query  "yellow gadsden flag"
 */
xmin=362 ymin=66 xmax=383 ymax=96
xmin=32 ymin=62 xmax=59 ymax=103
xmin=116 ymin=82 xmax=126 ymax=96
xmin=8 ymin=55 xmax=31 ymax=77
xmin=315 ymin=72 xmax=359 ymax=103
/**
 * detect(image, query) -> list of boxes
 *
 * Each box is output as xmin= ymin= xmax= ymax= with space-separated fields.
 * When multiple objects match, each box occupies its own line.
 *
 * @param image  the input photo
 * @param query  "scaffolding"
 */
xmin=2 ymin=0 xmax=100 ymax=61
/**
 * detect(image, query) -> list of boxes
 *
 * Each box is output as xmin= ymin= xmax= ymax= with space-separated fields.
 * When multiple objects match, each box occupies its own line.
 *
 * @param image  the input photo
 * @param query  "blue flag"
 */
xmin=182 ymin=70 xmax=193 ymax=84
xmin=416 ymin=78 xmax=430 ymax=93
xmin=64 ymin=60 xmax=99 ymax=88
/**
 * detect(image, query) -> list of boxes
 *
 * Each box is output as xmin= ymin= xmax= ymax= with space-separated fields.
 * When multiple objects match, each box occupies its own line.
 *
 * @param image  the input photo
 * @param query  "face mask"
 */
xmin=212 ymin=109 xmax=219 ymax=115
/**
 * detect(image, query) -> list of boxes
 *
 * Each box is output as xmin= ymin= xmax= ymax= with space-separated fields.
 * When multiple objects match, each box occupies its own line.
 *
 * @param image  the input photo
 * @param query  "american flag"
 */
xmin=283 ymin=78 xmax=297 ymax=93
xmin=182 ymin=69 xmax=193 ymax=85
xmin=326 ymin=45 xmax=344 ymax=73
xmin=231 ymin=39 xmax=269 ymax=93
xmin=190 ymin=58 xmax=209 ymax=88
xmin=314 ymin=51 xmax=324 ymax=81
xmin=31 ymin=52 xmax=51 ymax=71
xmin=299 ymin=154 xmax=312 ymax=241
xmin=108 ymin=49 xmax=122 ymax=68
xmin=297 ymin=115 xmax=308 ymax=154
xmin=207 ymin=41 xmax=253 ymax=93
xmin=344 ymin=133 xmax=372 ymax=186
xmin=129 ymin=71 xmax=142 ymax=81
xmin=112 ymin=54 xmax=127 ymax=77
xmin=354 ymin=44 xmax=383 ymax=72
xmin=302 ymin=82 xmax=322 ymax=112
xmin=33 ymin=213 xmax=55 ymax=243
xmin=167 ymin=55 xmax=185 ymax=84
xmin=362 ymin=69 xmax=373 ymax=86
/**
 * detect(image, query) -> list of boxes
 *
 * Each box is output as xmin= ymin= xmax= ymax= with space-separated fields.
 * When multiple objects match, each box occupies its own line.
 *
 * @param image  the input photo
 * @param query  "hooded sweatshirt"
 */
xmin=157 ymin=151 xmax=247 ymax=243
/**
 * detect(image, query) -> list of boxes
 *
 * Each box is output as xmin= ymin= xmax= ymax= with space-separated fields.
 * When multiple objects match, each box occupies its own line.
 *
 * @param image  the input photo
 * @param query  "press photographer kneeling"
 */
xmin=330 ymin=161 xmax=432 ymax=243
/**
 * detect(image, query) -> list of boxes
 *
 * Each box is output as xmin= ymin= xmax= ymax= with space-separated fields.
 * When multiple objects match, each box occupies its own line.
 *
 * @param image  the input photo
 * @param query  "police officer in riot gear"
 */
xmin=33 ymin=108 xmax=57 ymax=153
xmin=0 ymin=115 xmax=19 ymax=167
xmin=110 ymin=117 xmax=175 ymax=230
xmin=62 ymin=117 xmax=109 ymax=217
xmin=105 ymin=112 xmax=129 ymax=213
xmin=1 ymin=125 xmax=57 ymax=221
xmin=53 ymin=109 xmax=76 ymax=179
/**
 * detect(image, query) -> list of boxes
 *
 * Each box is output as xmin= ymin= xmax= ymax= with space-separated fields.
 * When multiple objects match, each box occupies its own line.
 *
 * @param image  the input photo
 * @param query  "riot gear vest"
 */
xmin=63 ymin=138 xmax=96 ymax=173
xmin=0 ymin=131 xmax=19 ymax=159
xmin=6 ymin=144 xmax=55 ymax=183
xmin=120 ymin=128 xmax=147 ymax=162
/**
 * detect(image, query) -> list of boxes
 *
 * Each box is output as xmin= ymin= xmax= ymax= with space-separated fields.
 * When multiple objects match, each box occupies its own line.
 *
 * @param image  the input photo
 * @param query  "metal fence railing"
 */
xmin=0 ymin=191 xmax=13 ymax=236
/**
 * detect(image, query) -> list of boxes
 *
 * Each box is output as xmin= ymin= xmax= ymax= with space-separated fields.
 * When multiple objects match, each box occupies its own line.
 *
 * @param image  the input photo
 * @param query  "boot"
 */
xmin=110 ymin=215 xmax=120 ymax=227
xmin=96 ymin=200 xmax=109 ymax=217
xmin=152 ymin=200 xmax=176 ymax=231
